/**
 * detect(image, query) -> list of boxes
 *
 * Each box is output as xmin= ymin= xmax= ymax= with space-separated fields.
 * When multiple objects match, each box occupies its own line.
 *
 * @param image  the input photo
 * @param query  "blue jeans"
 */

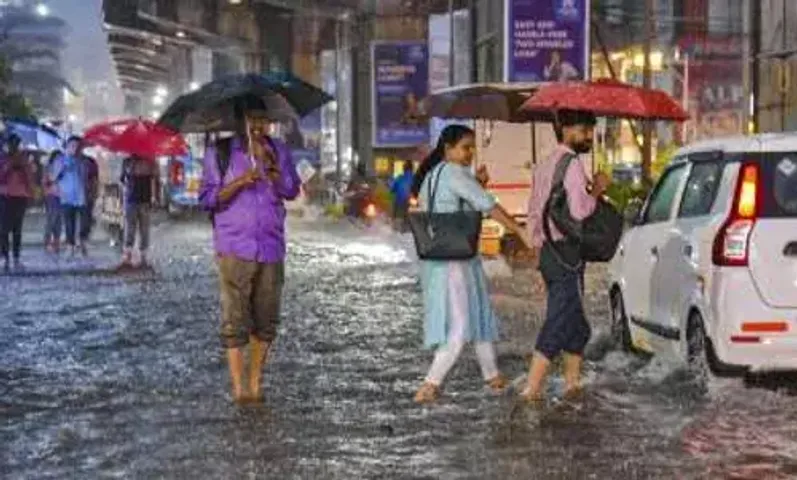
xmin=62 ymin=204 xmax=89 ymax=246
xmin=44 ymin=195 xmax=62 ymax=244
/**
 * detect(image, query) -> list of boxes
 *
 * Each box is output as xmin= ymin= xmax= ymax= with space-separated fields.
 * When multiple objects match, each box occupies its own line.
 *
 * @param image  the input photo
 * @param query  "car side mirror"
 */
xmin=624 ymin=199 xmax=644 ymax=226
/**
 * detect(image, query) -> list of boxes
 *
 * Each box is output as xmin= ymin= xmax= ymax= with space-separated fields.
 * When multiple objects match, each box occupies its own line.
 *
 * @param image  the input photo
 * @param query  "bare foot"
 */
xmin=413 ymin=382 xmax=440 ymax=404
xmin=486 ymin=374 xmax=509 ymax=393
xmin=563 ymin=386 xmax=585 ymax=403
xmin=232 ymin=390 xmax=247 ymax=405
xmin=520 ymin=389 xmax=545 ymax=409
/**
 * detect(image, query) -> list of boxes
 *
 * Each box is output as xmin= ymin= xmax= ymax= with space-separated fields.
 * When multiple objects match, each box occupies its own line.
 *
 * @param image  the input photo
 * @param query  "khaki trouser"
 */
xmin=217 ymin=256 xmax=285 ymax=349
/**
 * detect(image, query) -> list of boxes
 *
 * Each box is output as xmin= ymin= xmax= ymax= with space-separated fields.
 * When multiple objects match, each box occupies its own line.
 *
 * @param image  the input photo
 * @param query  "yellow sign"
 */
xmin=375 ymin=156 xmax=391 ymax=175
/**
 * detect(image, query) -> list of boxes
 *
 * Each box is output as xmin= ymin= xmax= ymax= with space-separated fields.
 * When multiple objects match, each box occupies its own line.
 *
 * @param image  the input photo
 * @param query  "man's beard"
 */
xmin=570 ymin=140 xmax=593 ymax=154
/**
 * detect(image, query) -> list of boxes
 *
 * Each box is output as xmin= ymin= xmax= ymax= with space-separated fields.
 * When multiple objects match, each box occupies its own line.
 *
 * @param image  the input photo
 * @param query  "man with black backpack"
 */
xmin=199 ymin=111 xmax=301 ymax=404
xmin=522 ymin=110 xmax=611 ymax=406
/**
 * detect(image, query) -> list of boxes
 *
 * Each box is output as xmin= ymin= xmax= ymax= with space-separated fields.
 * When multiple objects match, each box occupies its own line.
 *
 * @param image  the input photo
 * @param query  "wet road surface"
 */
xmin=2 ymin=215 xmax=797 ymax=479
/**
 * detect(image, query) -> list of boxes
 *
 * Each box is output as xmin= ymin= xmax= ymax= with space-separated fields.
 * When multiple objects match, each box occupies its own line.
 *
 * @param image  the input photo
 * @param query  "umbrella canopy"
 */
xmin=520 ymin=79 xmax=689 ymax=121
xmin=422 ymin=82 xmax=541 ymax=123
xmin=83 ymin=118 xmax=188 ymax=158
xmin=158 ymin=72 xmax=334 ymax=133
xmin=2 ymin=117 xmax=62 ymax=152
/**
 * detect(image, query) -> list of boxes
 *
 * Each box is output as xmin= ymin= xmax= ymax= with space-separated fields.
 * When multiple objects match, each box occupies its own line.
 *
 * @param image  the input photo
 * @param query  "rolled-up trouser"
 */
xmin=124 ymin=203 xmax=151 ymax=251
xmin=44 ymin=195 xmax=62 ymax=244
xmin=218 ymin=256 xmax=285 ymax=349
xmin=535 ymin=242 xmax=590 ymax=360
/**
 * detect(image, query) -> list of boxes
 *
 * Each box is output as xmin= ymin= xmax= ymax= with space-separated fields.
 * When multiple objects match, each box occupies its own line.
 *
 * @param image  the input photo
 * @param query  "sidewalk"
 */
xmin=6 ymin=211 xmax=121 ymax=276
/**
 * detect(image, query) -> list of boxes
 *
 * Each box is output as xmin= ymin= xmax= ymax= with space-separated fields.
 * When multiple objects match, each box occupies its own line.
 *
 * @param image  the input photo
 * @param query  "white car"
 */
xmin=609 ymin=133 xmax=797 ymax=376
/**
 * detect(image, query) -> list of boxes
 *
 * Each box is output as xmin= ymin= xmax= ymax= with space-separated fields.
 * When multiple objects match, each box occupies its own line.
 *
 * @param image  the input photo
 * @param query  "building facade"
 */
xmin=0 ymin=0 xmax=72 ymax=119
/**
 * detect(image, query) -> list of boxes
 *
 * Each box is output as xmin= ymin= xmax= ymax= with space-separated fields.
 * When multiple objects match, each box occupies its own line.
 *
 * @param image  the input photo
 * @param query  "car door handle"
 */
xmin=651 ymin=246 xmax=658 ymax=258
xmin=683 ymin=244 xmax=693 ymax=257
xmin=784 ymin=241 xmax=797 ymax=257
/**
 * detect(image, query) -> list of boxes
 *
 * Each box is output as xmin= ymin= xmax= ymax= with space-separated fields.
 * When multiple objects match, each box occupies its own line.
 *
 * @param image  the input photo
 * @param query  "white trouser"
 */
xmin=425 ymin=264 xmax=499 ymax=386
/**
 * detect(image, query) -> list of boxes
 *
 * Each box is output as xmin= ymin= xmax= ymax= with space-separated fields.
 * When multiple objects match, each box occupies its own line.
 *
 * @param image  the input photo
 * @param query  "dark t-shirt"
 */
xmin=121 ymin=157 xmax=156 ymax=205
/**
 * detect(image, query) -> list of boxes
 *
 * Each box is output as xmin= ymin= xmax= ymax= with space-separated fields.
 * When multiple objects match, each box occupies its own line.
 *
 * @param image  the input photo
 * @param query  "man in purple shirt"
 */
xmin=200 ymin=112 xmax=301 ymax=404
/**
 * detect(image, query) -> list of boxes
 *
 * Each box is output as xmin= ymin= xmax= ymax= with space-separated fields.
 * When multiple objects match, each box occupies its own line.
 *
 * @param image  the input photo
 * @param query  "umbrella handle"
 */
xmin=244 ymin=116 xmax=256 ymax=168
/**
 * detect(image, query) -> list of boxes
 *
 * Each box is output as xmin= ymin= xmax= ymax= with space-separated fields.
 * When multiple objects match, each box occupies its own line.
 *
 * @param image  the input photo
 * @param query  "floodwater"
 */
xmin=2 ymin=216 xmax=797 ymax=479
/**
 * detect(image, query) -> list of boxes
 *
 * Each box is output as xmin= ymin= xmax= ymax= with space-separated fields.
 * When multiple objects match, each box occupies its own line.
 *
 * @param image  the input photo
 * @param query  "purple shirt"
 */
xmin=199 ymin=136 xmax=301 ymax=263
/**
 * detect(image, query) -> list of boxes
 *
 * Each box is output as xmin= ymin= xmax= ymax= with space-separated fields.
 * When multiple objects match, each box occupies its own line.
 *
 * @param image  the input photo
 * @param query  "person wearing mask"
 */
xmin=54 ymin=136 xmax=90 ymax=257
xmin=119 ymin=154 xmax=160 ymax=268
xmin=411 ymin=124 xmax=534 ymax=404
xmin=523 ymin=110 xmax=611 ymax=406
xmin=389 ymin=160 xmax=414 ymax=231
xmin=199 ymin=110 xmax=301 ymax=404
xmin=0 ymin=134 xmax=35 ymax=271
xmin=43 ymin=150 xmax=63 ymax=254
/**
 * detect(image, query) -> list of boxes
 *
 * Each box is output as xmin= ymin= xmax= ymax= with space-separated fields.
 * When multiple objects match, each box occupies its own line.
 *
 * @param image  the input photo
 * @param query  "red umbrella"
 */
xmin=520 ymin=78 xmax=689 ymax=122
xmin=83 ymin=118 xmax=188 ymax=158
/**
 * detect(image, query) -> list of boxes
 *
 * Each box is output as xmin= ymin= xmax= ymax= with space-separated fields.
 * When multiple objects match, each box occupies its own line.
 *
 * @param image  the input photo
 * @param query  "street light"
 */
xmin=189 ymin=81 xmax=200 ymax=91
xmin=35 ymin=3 xmax=49 ymax=16
xmin=155 ymin=86 xmax=168 ymax=97
xmin=229 ymin=0 xmax=243 ymax=4
xmin=152 ymin=95 xmax=164 ymax=106
xmin=176 ymin=31 xmax=186 ymax=38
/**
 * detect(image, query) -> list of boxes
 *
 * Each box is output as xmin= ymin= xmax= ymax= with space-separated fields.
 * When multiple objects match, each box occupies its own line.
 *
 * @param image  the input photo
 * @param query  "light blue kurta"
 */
xmin=419 ymin=162 xmax=499 ymax=349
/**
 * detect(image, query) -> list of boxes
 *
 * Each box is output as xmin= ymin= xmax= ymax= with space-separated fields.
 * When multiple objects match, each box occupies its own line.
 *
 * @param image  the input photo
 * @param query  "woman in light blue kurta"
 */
xmin=412 ymin=125 xmax=533 ymax=404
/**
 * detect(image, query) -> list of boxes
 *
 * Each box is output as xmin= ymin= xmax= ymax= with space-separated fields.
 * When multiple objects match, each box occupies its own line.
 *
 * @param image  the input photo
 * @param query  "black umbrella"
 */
xmin=158 ymin=72 xmax=333 ymax=133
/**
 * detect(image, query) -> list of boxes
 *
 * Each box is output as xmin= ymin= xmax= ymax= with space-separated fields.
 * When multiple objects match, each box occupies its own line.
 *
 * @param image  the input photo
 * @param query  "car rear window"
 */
xmin=753 ymin=153 xmax=797 ymax=218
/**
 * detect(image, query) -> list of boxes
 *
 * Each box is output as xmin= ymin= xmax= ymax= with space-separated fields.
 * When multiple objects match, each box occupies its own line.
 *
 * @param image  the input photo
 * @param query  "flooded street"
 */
xmin=2 ymin=216 xmax=797 ymax=479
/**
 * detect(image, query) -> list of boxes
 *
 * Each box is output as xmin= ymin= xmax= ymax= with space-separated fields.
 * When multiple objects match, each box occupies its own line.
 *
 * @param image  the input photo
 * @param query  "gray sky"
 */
xmin=58 ymin=0 xmax=116 ymax=86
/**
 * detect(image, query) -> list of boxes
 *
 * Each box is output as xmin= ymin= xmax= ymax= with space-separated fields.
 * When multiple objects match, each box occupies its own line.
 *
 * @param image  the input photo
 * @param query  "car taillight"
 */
xmin=170 ymin=162 xmax=184 ymax=186
xmin=712 ymin=163 xmax=759 ymax=267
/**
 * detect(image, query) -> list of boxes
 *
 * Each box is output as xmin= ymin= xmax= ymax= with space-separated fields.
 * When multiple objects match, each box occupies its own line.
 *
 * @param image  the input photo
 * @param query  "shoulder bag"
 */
xmin=542 ymin=154 xmax=623 ymax=267
xmin=408 ymin=164 xmax=483 ymax=260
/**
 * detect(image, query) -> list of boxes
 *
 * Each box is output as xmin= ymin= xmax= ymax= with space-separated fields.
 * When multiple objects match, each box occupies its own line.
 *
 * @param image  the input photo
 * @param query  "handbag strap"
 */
xmin=427 ymin=163 xmax=467 ymax=214
xmin=542 ymin=152 xmax=582 ymax=272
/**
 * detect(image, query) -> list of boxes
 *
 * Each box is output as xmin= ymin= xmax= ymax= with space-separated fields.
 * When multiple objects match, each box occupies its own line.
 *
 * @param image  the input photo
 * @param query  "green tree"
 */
xmin=0 ymin=55 xmax=33 ymax=118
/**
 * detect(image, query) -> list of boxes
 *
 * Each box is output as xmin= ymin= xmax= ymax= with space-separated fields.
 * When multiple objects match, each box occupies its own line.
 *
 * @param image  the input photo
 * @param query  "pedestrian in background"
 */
xmin=82 ymin=152 xmax=99 ymax=240
xmin=411 ymin=124 xmax=533 ymax=404
xmin=119 ymin=154 xmax=160 ymax=268
xmin=389 ymin=160 xmax=414 ymax=231
xmin=0 ymin=134 xmax=35 ymax=272
xmin=199 ymin=110 xmax=301 ymax=404
xmin=54 ymin=136 xmax=90 ymax=257
xmin=523 ymin=111 xmax=611 ymax=406
xmin=43 ymin=150 xmax=63 ymax=254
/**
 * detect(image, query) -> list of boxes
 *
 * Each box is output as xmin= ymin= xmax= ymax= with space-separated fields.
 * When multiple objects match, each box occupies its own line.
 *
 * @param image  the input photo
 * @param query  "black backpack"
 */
xmin=542 ymin=153 xmax=623 ymax=267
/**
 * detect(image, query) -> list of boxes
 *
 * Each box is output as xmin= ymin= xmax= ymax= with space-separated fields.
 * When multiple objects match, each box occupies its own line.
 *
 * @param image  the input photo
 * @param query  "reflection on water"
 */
xmin=1 ymin=219 xmax=797 ymax=478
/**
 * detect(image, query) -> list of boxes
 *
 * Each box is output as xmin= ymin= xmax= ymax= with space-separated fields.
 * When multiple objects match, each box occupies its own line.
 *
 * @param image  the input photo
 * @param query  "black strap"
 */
xmin=426 ymin=163 xmax=468 ymax=213
xmin=542 ymin=153 xmax=582 ymax=272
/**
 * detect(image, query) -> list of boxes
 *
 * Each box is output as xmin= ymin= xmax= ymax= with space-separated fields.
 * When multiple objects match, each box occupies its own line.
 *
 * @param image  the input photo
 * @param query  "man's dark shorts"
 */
xmin=218 ymin=256 xmax=285 ymax=349
xmin=535 ymin=241 xmax=590 ymax=359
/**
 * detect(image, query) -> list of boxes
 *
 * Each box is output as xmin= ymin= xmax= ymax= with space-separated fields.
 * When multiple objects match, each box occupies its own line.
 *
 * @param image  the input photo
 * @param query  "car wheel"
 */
xmin=686 ymin=311 xmax=745 ymax=383
xmin=686 ymin=313 xmax=714 ymax=389
xmin=166 ymin=201 xmax=183 ymax=219
xmin=610 ymin=288 xmax=635 ymax=352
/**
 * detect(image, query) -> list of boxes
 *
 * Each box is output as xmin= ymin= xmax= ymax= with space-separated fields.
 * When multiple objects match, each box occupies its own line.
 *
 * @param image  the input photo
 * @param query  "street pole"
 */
xmin=682 ymin=53 xmax=689 ymax=142
xmin=642 ymin=0 xmax=654 ymax=186
xmin=334 ymin=18 xmax=343 ymax=199
xmin=741 ymin=0 xmax=751 ymax=134
xmin=448 ymin=0 xmax=455 ymax=87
